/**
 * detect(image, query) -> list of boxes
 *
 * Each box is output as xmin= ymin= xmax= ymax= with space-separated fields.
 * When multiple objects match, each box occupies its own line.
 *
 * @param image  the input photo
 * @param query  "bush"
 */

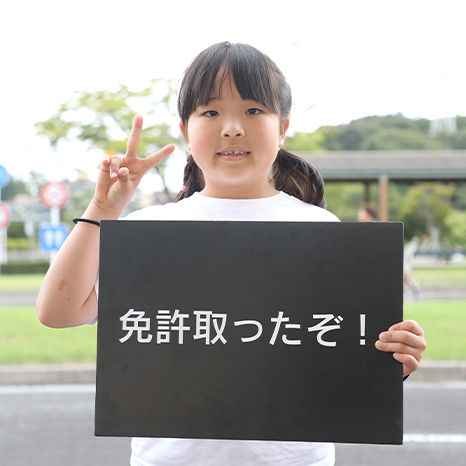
xmin=1 ymin=262 xmax=50 ymax=274
xmin=7 ymin=238 xmax=31 ymax=250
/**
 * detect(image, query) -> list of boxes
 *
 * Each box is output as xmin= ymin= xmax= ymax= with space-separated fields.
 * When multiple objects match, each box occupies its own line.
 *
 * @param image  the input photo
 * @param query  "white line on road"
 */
xmin=1 ymin=385 xmax=465 ymax=445
xmin=404 ymin=434 xmax=466 ymax=443
xmin=404 ymin=381 xmax=466 ymax=390
xmin=0 ymin=384 xmax=96 ymax=394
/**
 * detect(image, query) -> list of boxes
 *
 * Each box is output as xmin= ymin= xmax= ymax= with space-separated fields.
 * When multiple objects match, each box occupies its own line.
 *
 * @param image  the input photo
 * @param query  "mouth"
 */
xmin=217 ymin=150 xmax=250 ymax=156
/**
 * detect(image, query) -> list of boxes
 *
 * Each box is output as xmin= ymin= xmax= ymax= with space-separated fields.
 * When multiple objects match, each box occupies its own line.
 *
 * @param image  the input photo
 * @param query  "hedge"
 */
xmin=1 ymin=262 xmax=50 ymax=274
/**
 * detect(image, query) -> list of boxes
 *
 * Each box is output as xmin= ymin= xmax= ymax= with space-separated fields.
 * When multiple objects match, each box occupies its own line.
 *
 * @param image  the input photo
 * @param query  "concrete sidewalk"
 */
xmin=1 ymin=360 xmax=465 ymax=385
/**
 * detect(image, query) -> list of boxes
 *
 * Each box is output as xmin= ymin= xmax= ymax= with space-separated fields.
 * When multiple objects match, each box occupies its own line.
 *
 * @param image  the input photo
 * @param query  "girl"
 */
xmin=37 ymin=42 xmax=426 ymax=466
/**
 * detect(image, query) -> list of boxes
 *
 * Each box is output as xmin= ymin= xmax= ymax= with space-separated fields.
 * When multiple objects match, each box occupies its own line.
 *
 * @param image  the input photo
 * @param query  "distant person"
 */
xmin=404 ymin=237 xmax=421 ymax=299
xmin=357 ymin=205 xmax=378 ymax=222
xmin=451 ymin=245 xmax=465 ymax=264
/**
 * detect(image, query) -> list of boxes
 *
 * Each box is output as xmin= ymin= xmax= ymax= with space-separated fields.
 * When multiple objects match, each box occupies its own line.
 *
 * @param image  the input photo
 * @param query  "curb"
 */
xmin=407 ymin=360 xmax=466 ymax=382
xmin=0 ymin=364 xmax=96 ymax=385
xmin=1 ymin=361 xmax=466 ymax=385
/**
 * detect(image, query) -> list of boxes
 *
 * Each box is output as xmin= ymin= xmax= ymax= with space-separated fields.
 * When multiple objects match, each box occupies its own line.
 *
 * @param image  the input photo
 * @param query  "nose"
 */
xmin=222 ymin=119 xmax=244 ymax=139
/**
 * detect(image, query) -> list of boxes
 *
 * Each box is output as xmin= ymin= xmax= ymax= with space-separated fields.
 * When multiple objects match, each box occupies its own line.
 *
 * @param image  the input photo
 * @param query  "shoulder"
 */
xmin=276 ymin=192 xmax=340 ymax=222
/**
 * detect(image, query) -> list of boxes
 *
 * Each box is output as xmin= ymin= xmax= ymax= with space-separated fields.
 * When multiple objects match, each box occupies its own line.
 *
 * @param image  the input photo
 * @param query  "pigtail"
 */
xmin=271 ymin=149 xmax=326 ymax=208
xmin=173 ymin=154 xmax=205 ymax=202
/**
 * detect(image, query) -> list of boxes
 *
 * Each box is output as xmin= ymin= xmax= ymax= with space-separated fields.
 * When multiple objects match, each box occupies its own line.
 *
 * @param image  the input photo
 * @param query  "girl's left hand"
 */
xmin=375 ymin=320 xmax=426 ymax=376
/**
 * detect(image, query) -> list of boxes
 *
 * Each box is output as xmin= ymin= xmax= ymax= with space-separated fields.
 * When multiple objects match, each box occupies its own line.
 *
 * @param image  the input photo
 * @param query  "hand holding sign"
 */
xmin=93 ymin=115 xmax=175 ymax=217
xmin=376 ymin=319 xmax=426 ymax=376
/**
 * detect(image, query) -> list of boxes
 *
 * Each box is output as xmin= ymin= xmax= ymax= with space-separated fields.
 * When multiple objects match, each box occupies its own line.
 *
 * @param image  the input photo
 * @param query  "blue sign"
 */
xmin=40 ymin=223 xmax=69 ymax=252
xmin=0 ymin=165 xmax=9 ymax=188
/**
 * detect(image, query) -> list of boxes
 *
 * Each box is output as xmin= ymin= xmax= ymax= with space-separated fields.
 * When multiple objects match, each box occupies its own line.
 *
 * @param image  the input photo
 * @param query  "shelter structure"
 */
xmin=298 ymin=150 xmax=466 ymax=221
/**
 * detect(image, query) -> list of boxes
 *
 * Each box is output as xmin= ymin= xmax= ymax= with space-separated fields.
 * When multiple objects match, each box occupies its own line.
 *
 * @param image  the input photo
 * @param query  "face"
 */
xmin=358 ymin=208 xmax=371 ymax=222
xmin=180 ymin=80 xmax=289 ymax=199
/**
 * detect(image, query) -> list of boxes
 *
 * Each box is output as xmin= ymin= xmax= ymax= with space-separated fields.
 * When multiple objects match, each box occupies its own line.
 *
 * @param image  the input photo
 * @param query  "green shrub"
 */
xmin=1 ymin=262 xmax=50 ymax=274
xmin=7 ymin=238 xmax=31 ymax=250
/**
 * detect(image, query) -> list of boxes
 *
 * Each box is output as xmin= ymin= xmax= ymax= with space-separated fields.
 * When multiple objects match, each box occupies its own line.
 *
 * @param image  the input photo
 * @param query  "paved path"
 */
xmin=0 ymin=382 xmax=464 ymax=466
xmin=2 ymin=287 xmax=466 ymax=306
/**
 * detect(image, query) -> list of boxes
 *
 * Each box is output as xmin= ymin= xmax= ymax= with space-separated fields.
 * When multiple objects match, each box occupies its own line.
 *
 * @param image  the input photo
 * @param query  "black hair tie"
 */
xmin=72 ymin=218 xmax=101 ymax=227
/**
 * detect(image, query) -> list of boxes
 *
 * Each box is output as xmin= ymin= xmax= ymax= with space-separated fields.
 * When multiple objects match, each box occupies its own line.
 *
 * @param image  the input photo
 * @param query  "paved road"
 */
xmin=2 ymin=287 xmax=466 ymax=306
xmin=0 ymin=382 xmax=464 ymax=465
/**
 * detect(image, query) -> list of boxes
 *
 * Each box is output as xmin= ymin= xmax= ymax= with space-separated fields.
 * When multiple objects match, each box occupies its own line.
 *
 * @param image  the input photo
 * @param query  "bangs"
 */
xmin=178 ymin=42 xmax=291 ymax=124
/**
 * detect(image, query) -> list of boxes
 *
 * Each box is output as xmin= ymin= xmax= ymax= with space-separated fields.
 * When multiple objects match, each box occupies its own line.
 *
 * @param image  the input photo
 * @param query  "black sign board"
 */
xmin=95 ymin=221 xmax=404 ymax=445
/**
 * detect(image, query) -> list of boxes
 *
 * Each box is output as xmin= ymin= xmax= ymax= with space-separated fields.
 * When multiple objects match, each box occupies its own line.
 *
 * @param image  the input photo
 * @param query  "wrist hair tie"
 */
xmin=73 ymin=218 xmax=101 ymax=227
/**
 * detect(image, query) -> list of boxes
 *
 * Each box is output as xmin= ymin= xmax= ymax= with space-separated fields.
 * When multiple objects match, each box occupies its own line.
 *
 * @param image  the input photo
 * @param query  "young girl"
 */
xmin=37 ymin=42 xmax=426 ymax=466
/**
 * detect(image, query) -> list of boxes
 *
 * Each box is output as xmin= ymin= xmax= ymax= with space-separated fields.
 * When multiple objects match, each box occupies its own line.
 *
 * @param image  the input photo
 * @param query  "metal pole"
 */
xmin=50 ymin=207 xmax=59 ymax=264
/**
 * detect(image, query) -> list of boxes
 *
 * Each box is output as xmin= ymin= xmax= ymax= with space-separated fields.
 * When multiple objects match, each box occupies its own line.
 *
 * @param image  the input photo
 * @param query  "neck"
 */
xmin=200 ymin=182 xmax=279 ymax=200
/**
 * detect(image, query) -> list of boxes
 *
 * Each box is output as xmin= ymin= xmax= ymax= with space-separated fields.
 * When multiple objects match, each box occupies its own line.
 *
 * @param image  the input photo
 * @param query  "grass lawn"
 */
xmin=0 ymin=306 xmax=97 ymax=364
xmin=412 ymin=267 xmax=466 ymax=288
xmin=0 ymin=274 xmax=46 ymax=292
xmin=0 ymin=272 xmax=464 ymax=364
xmin=404 ymin=300 xmax=466 ymax=361
xmin=0 ymin=300 xmax=464 ymax=364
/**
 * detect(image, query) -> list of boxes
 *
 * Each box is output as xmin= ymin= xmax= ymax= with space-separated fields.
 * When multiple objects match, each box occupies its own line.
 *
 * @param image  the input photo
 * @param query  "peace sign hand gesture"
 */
xmin=92 ymin=115 xmax=175 ymax=218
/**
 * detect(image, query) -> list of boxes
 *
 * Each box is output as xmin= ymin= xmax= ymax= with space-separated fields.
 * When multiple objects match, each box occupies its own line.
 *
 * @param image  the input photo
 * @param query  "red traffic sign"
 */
xmin=40 ymin=182 xmax=69 ymax=209
xmin=0 ymin=203 xmax=10 ymax=229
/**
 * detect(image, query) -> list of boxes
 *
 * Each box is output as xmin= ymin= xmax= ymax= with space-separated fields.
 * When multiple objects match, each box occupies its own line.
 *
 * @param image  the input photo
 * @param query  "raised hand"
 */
xmin=375 ymin=319 xmax=426 ymax=376
xmin=92 ymin=115 xmax=175 ymax=217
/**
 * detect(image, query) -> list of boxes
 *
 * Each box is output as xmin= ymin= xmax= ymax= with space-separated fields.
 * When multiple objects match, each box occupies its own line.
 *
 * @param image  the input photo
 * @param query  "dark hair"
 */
xmin=362 ymin=206 xmax=377 ymax=218
xmin=174 ymin=42 xmax=325 ymax=208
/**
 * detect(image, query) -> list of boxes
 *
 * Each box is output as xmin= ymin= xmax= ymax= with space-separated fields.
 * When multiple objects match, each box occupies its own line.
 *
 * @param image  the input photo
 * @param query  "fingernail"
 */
xmin=379 ymin=332 xmax=387 ymax=341
xmin=375 ymin=340 xmax=384 ymax=350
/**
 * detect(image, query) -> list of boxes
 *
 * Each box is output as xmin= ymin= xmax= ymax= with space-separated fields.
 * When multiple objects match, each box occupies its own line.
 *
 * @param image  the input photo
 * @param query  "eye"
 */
xmin=203 ymin=110 xmax=219 ymax=117
xmin=246 ymin=108 xmax=262 ymax=115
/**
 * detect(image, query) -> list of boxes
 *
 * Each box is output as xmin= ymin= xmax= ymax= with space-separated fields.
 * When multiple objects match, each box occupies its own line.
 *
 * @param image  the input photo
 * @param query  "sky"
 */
xmin=0 ymin=0 xmax=465 ymax=192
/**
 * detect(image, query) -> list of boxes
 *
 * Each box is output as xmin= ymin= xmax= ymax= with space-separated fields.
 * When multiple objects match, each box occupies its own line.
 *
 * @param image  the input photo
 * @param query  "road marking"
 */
xmin=404 ymin=434 xmax=466 ymax=443
xmin=404 ymin=381 xmax=466 ymax=390
xmin=0 ymin=384 xmax=95 ymax=394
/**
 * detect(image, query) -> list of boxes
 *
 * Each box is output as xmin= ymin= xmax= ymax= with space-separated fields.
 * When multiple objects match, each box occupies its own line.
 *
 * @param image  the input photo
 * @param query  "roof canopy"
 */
xmin=297 ymin=150 xmax=466 ymax=182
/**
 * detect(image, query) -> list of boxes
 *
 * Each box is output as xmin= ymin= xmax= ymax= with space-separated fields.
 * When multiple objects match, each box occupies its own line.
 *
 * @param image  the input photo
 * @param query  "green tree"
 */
xmin=319 ymin=114 xmax=443 ymax=151
xmin=450 ymin=127 xmax=466 ymax=149
xmin=35 ymin=80 xmax=179 ymax=194
xmin=398 ymin=183 xmax=456 ymax=245
xmin=285 ymin=130 xmax=325 ymax=151
xmin=0 ymin=176 xmax=27 ymax=200
xmin=445 ymin=210 xmax=466 ymax=248
xmin=362 ymin=128 xmax=444 ymax=150
xmin=444 ymin=210 xmax=466 ymax=248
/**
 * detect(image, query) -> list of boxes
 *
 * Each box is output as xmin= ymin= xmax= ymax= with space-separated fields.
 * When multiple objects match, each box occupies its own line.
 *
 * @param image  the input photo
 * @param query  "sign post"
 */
xmin=39 ymin=223 xmax=70 ymax=253
xmin=0 ymin=165 xmax=11 ymax=282
xmin=40 ymin=182 xmax=69 ymax=263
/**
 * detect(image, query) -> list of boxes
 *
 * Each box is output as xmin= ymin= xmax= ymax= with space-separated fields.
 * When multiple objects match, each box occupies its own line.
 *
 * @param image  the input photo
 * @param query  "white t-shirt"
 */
xmin=112 ymin=192 xmax=338 ymax=466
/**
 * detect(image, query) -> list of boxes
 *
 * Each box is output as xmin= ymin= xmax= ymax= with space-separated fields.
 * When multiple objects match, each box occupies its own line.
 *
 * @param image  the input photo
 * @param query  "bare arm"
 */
xmin=36 ymin=116 xmax=175 ymax=328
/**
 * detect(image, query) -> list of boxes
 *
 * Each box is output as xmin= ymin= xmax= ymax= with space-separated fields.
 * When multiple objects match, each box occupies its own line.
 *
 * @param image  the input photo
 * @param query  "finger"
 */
xmin=389 ymin=319 xmax=424 ymax=337
xmin=393 ymin=353 xmax=420 ymax=376
xmin=126 ymin=115 xmax=143 ymax=158
xmin=378 ymin=329 xmax=424 ymax=349
xmin=109 ymin=155 xmax=123 ymax=179
xmin=143 ymin=144 xmax=176 ymax=170
xmin=375 ymin=339 xmax=424 ymax=359
xmin=100 ymin=156 xmax=111 ymax=173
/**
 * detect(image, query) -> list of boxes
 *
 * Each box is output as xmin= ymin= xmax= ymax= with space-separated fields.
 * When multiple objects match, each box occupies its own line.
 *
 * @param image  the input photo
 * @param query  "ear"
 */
xmin=279 ymin=118 xmax=290 ymax=148
xmin=179 ymin=121 xmax=189 ymax=144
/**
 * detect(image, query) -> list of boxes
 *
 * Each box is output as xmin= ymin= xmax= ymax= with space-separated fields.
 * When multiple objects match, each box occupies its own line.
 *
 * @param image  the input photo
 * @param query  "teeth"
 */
xmin=220 ymin=151 xmax=248 ymax=155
